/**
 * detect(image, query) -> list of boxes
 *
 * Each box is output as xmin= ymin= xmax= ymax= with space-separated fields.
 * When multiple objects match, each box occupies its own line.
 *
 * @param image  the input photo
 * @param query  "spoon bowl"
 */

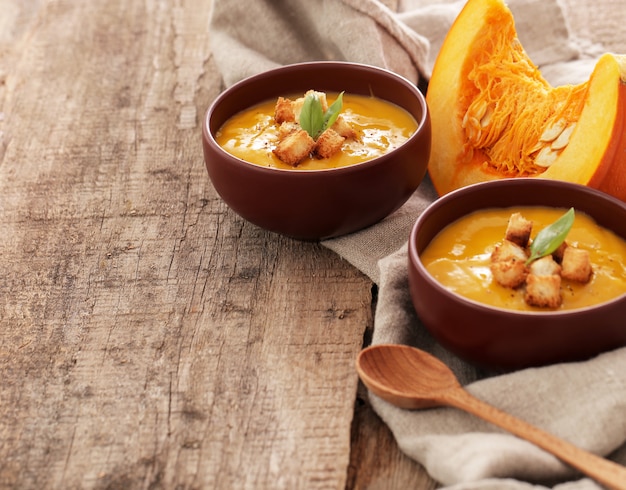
xmin=356 ymin=344 xmax=626 ymax=490
xmin=356 ymin=343 xmax=458 ymax=409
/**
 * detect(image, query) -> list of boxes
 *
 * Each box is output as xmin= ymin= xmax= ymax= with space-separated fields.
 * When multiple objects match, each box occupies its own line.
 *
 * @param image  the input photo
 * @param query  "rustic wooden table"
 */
xmin=1 ymin=1 xmax=622 ymax=489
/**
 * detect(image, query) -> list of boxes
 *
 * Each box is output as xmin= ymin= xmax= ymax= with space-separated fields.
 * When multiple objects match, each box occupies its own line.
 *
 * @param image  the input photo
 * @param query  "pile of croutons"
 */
xmin=490 ymin=212 xmax=592 ymax=308
xmin=272 ymin=90 xmax=357 ymax=166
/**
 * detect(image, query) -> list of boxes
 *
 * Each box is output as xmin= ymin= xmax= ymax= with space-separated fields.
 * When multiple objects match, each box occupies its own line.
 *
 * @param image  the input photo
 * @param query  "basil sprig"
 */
xmin=299 ymin=92 xmax=344 ymax=140
xmin=526 ymin=207 xmax=575 ymax=265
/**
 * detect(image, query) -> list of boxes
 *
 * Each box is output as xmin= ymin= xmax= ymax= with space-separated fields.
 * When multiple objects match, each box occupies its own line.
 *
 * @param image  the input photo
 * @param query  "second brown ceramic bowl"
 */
xmin=202 ymin=62 xmax=431 ymax=240
xmin=408 ymin=179 xmax=626 ymax=370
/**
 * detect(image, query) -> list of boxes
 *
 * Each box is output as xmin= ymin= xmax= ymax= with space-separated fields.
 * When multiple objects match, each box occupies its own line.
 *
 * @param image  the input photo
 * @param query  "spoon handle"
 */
xmin=445 ymin=387 xmax=626 ymax=490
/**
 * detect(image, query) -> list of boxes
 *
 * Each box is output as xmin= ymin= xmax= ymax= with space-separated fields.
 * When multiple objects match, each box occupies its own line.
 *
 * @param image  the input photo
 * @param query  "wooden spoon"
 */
xmin=356 ymin=344 xmax=626 ymax=490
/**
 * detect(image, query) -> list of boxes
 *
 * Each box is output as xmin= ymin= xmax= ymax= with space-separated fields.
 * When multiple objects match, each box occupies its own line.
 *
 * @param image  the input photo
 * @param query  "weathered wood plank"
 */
xmin=0 ymin=1 xmax=401 ymax=488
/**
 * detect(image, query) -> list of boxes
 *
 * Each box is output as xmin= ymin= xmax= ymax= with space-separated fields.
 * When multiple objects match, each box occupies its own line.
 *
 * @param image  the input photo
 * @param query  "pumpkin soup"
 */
xmin=215 ymin=91 xmax=418 ymax=170
xmin=421 ymin=207 xmax=626 ymax=311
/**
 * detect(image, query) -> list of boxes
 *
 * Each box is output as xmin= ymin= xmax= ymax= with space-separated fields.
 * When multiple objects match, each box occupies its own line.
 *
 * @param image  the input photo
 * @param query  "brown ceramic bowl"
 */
xmin=202 ymin=61 xmax=430 ymax=240
xmin=408 ymin=179 xmax=626 ymax=370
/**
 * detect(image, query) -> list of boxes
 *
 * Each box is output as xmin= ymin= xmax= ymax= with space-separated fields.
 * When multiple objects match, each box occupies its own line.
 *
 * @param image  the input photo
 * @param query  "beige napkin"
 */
xmin=209 ymin=1 xmax=626 ymax=488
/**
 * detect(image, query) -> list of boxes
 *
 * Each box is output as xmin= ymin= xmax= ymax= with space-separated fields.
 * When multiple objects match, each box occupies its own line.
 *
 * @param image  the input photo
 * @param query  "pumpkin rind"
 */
xmin=427 ymin=0 xmax=626 ymax=201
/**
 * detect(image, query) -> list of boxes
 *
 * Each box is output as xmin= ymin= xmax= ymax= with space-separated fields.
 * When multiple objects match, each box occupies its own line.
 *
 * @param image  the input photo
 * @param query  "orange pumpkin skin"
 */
xmin=587 ymin=80 xmax=626 ymax=198
xmin=426 ymin=0 xmax=626 ymax=201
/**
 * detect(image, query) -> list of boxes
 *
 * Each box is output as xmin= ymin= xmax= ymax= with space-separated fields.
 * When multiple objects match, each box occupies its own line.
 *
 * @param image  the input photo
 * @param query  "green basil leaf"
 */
xmin=323 ymin=91 xmax=344 ymax=131
xmin=299 ymin=94 xmax=324 ymax=139
xmin=526 ymin=207 xmax=575 ymax=265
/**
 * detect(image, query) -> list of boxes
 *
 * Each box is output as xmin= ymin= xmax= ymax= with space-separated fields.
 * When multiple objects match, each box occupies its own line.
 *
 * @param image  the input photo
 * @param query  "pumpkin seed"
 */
xmin=480 ymin=105 xmax=494 ymax=128
xmin=473 ymin=99 xmax=488 ymax=121
xmin=466 ymin=121 xmax=480 ymax=143
xmin=550 ymin=123 xmax=576 ymax=150
xmin=535 ymin=146 xmax=558 ymax=167
xmin=539 ymin=119 xmax=567 ymax=142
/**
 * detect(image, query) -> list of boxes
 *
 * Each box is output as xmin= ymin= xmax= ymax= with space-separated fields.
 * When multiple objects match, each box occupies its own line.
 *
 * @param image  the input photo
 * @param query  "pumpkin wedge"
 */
xmin=427 ymin=0 xmax=626 ymax=201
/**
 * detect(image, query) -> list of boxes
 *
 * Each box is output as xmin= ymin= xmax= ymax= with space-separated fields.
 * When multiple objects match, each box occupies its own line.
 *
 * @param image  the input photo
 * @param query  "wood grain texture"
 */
xmin=0 ymin=1 xmax=411 ymax=488
xmin=348 ymin=382 xmax=439 ymax=490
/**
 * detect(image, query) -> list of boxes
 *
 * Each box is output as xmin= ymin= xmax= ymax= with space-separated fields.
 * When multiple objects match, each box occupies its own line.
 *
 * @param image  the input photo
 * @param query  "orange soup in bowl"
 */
xmin=215 ymin=91 xmax=418 ymax=170
xmin=420 ymin=206 xmax=626 ymax=311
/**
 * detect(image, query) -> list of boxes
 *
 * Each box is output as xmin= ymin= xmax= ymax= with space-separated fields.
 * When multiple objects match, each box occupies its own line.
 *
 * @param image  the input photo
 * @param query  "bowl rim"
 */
xmin=202 ymin=60 xmax=429 ymax=175
xmin=409 ymin=178 xmax=626 ymax=317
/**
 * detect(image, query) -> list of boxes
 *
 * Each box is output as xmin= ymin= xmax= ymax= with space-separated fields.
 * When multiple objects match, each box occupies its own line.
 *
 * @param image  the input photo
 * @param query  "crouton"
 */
xmin=525 ymin=256 xmax=562 ymax=308
xmin=304 ymin=90 xmax=328 ymax=111
xmin=331 ymin=115 xmax=357 ymax=140
xmin=490 ymin=240 xmax=529 ymax=289
xmin=292 ymin=90 xmax=329 ymax=122
xmin=315 ymin=128 xmax=345 ymax=159
xmin=491 ymin=239 xmax=528 ymax=263
xmin=275 ymin=97 xmax=295 ymax=124
xmin=273 ymin=129 xmax=315 ymax=166
xmin=505 ymin=212 xmax=533 ymax=248
xmin=291 ymin=97 xmax=304 ymax=121
xmin=561 ymin=247 xmax=593 ymax=283
xmin=525 ymin=273 xmax=562 ymax=308
xmin=529 ymin=255 xmax=561 ymax=277
xmin=551 ymin=241 xmax=568 ymax=264
xmin=278 ymin=121 xmax=298 ymax=139
xmin=491 ymin=259 xmax=528 ymax=289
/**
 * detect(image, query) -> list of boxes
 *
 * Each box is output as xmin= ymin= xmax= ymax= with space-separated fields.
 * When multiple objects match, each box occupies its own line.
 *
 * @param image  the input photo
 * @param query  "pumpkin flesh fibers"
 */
xmin=427 ymin=0 xmax=626 ymax=201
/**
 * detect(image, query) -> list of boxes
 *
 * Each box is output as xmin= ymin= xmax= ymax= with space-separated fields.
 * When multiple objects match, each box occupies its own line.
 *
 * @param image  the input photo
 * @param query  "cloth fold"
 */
xmin=209 ymin=0 xmax=626 ymax=488
xmin=210 ymin=0 xmax=429 ymax=87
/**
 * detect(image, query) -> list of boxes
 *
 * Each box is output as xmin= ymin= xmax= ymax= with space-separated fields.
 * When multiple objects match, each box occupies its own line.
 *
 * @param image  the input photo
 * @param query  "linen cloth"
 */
xmin=208 ymin=1 xmax=626 ymax=488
